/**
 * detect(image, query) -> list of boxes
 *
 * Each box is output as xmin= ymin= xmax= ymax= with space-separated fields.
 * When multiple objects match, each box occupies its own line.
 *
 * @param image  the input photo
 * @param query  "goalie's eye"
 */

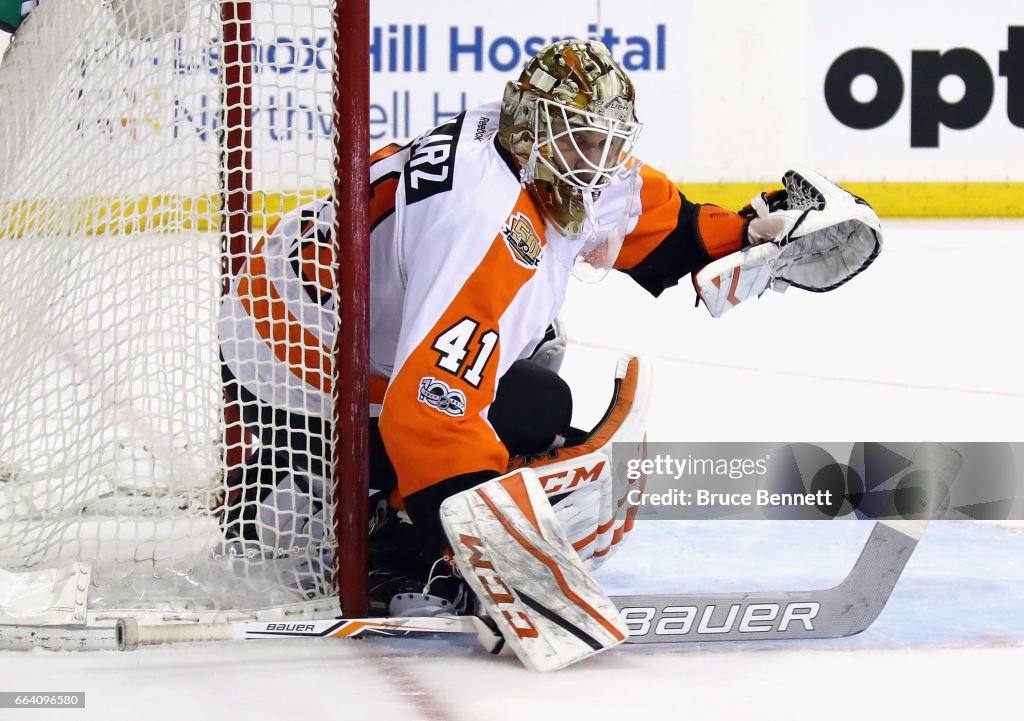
xmin=534 ymin=99 xmax=639 ymax=190
xmin=544 ymin=123 xmax=629 ymax=188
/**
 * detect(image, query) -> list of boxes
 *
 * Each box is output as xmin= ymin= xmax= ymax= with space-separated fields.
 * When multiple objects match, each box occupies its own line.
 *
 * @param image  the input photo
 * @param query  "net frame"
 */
xmin=332 ymin=0 xmax=369 ymax=619
xmin=221 ymin=1 xmax=254 ymax=476
xmin=0 ymin=0 xmax=370 ymax=637
xmin=221 ymin=0 xmax=370 ymax=616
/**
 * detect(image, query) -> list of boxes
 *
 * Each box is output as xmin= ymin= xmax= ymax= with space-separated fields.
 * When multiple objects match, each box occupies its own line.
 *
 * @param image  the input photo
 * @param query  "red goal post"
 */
xmin=221 ymin=0 xmax=370 ymax=617
xmin=0 ymin=0 xmax=371 ymax=636
xmin=332 ymin=0 xmax=371 ymax=619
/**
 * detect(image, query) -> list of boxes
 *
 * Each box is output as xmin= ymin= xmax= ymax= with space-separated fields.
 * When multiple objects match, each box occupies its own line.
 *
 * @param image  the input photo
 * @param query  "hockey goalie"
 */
xmin=218 ymin=39 xmax=882 ymax=671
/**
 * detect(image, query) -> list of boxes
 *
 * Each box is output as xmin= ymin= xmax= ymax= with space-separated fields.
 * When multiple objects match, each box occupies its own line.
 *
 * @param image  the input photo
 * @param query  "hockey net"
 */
xmin=0 ymin=0 xmax=365 ymax=638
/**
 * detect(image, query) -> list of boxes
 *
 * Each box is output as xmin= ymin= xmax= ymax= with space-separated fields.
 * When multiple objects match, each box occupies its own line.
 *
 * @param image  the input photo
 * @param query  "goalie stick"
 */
xmin=114 ymin=519 xmax=927 ymax=651
xmin=614 ymin=519 xmax=927 ymax=643
xmin=116 ymin=614 xmax=501 ymax=652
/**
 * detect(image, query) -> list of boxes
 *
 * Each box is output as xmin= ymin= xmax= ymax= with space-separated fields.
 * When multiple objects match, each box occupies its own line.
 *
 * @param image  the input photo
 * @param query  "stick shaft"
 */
xmin=117 ymin=616 xmax=481 ymax=650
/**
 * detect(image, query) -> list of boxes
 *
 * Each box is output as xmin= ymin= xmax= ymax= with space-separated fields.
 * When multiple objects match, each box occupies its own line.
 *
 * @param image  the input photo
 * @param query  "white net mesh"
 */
xmin=0 ymin=0 xmax=341 ymax=620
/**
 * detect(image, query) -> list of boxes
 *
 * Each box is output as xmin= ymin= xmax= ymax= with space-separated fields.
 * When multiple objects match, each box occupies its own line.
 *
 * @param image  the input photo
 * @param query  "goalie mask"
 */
xmin=499 ymin=40 xmax=643 ymax=280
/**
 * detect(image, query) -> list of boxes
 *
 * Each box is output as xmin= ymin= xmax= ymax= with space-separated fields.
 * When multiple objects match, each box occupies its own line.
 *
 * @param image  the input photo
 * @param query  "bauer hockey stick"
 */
xmin=618 ymin=440 xmax=961 ymax=643
xmin=115 ymin=519 xmax=928 ymax=651
xmin=613 ymin=518 xmax=928 ymax=643
xmin=116 ymin=614 xmax=502 ymax=652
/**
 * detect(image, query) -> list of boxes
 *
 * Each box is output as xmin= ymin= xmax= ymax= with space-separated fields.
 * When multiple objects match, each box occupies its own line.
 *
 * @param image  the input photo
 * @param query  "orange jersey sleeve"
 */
xmin=611 ymin=163 xmax=750 ymax=297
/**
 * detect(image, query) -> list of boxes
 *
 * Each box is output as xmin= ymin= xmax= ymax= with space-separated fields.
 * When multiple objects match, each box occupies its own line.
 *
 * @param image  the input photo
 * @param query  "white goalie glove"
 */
xmin=694 ymin=167 xmax=883 ymax=317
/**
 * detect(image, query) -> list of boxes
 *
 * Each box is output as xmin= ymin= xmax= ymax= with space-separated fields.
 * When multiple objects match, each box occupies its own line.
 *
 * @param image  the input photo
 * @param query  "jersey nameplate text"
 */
xmin=405 ymin=113 xmax=465 ymax=204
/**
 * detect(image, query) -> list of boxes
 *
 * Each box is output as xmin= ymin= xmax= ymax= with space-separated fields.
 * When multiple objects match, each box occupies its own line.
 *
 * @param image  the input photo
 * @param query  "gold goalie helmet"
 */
xmin=499 ymin=40 xmax=643 ymax=278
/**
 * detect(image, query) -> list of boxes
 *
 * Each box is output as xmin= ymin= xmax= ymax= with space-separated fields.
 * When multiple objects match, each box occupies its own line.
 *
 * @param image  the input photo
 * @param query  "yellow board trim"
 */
xmin=677 ymin=182 xmax=1024 ymax=218
xmin=2 ymin=183 xmax=1020 ymax=240
xmin=0 ymin=190 xmax=330 ymax=239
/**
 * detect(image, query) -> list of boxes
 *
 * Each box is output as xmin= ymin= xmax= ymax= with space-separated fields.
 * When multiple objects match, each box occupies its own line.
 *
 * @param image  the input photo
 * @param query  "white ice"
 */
xmin=2 ymin=220 xmax=1022 ymax=720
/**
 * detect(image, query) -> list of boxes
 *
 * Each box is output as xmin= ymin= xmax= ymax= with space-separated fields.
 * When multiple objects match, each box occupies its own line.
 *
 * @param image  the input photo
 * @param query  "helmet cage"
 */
xmin=497 ymin=39 xmax=643 ymax=260
xmin=532 ymin=98 xmax=642 ymax=195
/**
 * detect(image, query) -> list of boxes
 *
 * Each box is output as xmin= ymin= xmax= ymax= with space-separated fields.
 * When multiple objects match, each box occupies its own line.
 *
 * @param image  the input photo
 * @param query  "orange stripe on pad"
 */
xmin=499 ymin=475 xmax=541 ymax=532
xmin=572 ymin=530 xmax=598 ymax=552
xmin=593 ymin=526 xmax=625 ymax=558
xmin=298 ymin=239 xmax=333 ymax=294
xmin=727 ymin=267 xmax=742 ymax=306
xmin=475 ymin=481 xmax=626 ymax=643
xmin=572 ymin=516 xmax=616 ymax=553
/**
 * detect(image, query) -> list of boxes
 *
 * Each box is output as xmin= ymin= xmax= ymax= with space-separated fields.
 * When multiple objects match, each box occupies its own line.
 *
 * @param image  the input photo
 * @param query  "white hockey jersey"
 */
xmin=220 ymin=100 xmax=748 ymax=499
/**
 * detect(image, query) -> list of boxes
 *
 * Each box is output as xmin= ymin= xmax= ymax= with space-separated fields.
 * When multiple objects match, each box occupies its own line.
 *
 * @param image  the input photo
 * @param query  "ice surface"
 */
xmin=1 ymin=220 xmax=1022 ymax=720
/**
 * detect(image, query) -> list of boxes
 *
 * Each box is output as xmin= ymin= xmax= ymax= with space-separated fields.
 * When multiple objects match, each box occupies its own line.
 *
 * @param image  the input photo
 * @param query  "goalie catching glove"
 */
xmin=694 ymin=167 xmax=882 ymax=317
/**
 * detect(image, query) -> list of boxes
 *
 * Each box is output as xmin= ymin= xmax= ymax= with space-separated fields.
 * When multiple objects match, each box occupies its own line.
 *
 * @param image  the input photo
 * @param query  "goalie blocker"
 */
xmin=694 ymin=167 xmax=883 ymax=317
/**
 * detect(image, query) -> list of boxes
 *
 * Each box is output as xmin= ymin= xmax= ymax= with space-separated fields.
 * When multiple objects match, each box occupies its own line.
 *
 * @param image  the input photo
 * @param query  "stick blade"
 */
xmin=615 ymin=521 xmax=927 ymax=644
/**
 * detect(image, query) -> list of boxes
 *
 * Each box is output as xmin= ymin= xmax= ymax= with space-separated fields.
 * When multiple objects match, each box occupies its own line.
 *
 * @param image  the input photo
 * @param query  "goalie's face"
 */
xmin=528 ymin=99 xmax=641 ymax=241
xmin=534 ymin=99 xmax=641 ymax=195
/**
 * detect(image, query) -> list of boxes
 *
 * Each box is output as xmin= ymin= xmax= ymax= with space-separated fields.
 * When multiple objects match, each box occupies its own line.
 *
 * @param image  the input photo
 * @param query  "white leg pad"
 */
xmin=440 ymin=469 xmax=628 ymax=672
